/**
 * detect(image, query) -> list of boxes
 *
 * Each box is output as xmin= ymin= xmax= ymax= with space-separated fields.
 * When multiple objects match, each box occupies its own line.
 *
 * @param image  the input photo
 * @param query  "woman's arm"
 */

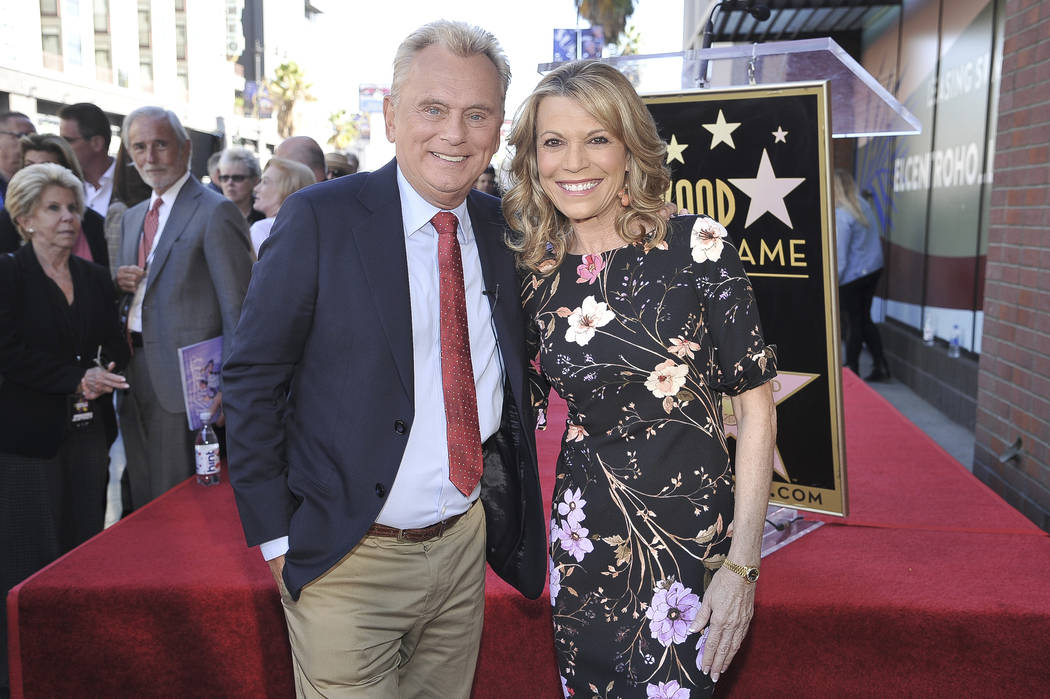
xmin=689 ymin=380 xmax=776 ymax=681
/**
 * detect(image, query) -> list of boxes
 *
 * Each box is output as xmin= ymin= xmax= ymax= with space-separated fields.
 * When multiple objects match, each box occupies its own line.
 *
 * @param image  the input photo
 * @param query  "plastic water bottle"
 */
xmin=948 ymin=324 xmax=961 ymax=358
xmin=922 ymin=315 xmax=936 ymax=346
xmin=195 ymin=411 xmax=221 ymax=486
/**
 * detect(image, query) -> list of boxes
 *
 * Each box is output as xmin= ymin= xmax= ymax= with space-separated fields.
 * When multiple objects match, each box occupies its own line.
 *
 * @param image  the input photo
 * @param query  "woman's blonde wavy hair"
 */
xmin=503 ymin=60 xmax=671 ymax=272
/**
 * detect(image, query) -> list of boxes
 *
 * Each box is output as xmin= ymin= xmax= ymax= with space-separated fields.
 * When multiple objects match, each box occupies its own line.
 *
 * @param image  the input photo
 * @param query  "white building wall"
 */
xmin=0 ymin=0 xmax=239 ymax=142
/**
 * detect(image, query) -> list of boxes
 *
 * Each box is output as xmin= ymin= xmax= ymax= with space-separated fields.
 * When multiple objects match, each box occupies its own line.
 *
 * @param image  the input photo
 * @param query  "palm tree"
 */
xmin=576 ymin=0 xmax=637 ymax=46
xmin=268 ymin=61 xmax=314 ymax=138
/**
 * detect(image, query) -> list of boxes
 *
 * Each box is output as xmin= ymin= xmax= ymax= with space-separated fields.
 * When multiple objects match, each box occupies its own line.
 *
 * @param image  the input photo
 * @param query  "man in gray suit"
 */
xmin=116 ymin=106 xmax=253 ymax=508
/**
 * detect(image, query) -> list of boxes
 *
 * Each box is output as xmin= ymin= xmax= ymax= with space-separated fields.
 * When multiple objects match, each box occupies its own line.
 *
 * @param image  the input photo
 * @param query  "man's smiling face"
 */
xmin=383 ymin=43 xmax=503 ymax=210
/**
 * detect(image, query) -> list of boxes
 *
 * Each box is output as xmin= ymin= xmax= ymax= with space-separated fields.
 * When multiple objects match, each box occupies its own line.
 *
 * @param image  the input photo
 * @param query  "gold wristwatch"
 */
xmin=722 ymin=558 xmax=760 ymax=583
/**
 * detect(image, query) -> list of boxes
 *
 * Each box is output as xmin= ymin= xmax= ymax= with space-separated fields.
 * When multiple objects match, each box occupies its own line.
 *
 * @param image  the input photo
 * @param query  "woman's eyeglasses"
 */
xmin=218 ymin=174 xmax=250 ymax=183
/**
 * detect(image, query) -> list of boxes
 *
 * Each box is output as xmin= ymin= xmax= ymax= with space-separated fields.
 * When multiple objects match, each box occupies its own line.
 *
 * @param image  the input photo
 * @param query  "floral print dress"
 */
xmin=522 ymin=216 xmax=777 ymax=699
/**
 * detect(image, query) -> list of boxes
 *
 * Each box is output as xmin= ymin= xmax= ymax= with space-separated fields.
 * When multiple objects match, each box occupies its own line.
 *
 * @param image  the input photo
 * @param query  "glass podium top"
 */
xmin=538 ymin=38 xmax=921 ymax=139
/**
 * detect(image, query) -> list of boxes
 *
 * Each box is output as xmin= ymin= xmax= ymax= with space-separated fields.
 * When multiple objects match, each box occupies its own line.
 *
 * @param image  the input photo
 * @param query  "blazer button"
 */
xmin=393 ymin=419 xmax=406 ymax=434
xmin=375 ymin=483 xmax=386 ymax=498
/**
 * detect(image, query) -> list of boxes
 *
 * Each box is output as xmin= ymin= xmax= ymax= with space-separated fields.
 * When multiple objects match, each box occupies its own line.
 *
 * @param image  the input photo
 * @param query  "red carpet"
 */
xmin=9 ymin=371 xmax=1050 ymax=698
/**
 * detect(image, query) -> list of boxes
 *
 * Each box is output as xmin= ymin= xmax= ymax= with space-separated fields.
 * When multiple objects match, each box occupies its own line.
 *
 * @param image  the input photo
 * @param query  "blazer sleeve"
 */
xmin=202 ymin=198 xmax=253 ymax=365
xmin=91 ymin=263 xmax=130 ymax=372
xmin=223 ymin=192 xmax=320 ymax=545
xmin=0 ymin=254 xmax=84 ymax=393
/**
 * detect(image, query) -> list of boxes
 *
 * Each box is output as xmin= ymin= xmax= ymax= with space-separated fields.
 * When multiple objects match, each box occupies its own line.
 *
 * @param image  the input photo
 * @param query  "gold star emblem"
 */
xmin=702 ymin=109 xmax=741 ymax=150
xmin=728 ymin=149 xmax=806 ymax=229
xmin=666 ymin=134 xmax=689 ymax=165
xmin=722 ymin=371 xmax=818 ymax=481
xmin=772 ymin=125 xmax=788 ymax=143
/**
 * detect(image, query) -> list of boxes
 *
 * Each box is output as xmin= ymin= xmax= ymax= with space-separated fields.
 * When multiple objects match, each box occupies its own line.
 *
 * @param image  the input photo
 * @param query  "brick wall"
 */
xmin=975 ymin=0 xmax=1050 ymax=531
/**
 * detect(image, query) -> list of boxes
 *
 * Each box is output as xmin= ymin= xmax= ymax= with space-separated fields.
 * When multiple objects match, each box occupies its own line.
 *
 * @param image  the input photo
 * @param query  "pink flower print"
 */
xmin=556 ymin=519 xmax=593 ymax=562
xmin=549 ymin=558 xmax=562 ymax=605
xmin=645 ymin=580 xmax=700 ymax=647
xmin=690 ymin=215 xmax=728 ymax=263
xmin=647 ymin=681 xmax=691 ymax=699
xmin=576 ymin=253 xmax=605 ymax=284
xmin=645 ymin=359 xmax=689 ymax=398
xmin=565 ymin=422 xmax=589 ymax=442
xmin=694 ymin=625 xmax=710 ymax=674
xmin=667 ymin=336 xmax=701 ymax=359
xmin=565 ymin=295 xmax=615 ymax=346
xmin=558 ymin=487 xmax=587 ymax=525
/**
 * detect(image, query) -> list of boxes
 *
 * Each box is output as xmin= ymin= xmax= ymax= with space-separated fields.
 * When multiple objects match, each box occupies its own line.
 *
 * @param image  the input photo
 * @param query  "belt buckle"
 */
xmin=395 ymin=527 xmax=409 ymax=542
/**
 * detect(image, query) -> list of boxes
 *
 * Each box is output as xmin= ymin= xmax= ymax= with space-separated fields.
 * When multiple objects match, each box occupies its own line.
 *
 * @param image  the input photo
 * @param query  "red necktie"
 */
xmin=432 ymin=211 xmax=483 ymax=496
xmin=138 ymin=198 xmax=163 ymax=269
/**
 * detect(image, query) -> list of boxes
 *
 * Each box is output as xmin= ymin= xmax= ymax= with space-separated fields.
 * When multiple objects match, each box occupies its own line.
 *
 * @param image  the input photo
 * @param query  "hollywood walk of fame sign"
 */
xmin=646 ymin=83 xmax=847 ymax=516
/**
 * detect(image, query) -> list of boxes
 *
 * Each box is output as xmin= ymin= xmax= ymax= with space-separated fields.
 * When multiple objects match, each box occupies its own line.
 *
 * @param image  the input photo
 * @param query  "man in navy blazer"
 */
xmin=224 ymin=21 xmax=545 ymax=697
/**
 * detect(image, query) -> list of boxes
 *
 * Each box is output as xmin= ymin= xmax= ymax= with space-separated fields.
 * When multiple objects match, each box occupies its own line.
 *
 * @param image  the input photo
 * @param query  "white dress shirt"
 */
xmin=127 ymin=170 xmax=191 ymax=333
xmin=259 ymin=168 xmax=504 ymax=561
xmin=249 ymin=217 xmax=274 ymax=259
xmin=84 ymin=158 xmax=116 ymax=217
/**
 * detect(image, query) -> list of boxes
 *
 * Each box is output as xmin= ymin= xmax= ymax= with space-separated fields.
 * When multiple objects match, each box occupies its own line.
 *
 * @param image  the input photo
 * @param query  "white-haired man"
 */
xmin=116 ymin=106 xmax=253 ymax=509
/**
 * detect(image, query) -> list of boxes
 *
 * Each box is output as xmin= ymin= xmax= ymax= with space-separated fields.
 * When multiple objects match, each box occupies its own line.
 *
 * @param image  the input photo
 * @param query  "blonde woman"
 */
xmin=507 ymin=61 xmax=777 ymax=697
xmin=834 ymin=168 xmax=888 ymax=380
xmin=248 ymin=156 xmax=314 ymax=258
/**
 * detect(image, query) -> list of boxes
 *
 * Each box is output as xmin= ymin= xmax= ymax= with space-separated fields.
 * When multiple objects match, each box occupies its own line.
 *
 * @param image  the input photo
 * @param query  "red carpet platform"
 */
xmin=9 ymin=372 xmax=1050 ymax=697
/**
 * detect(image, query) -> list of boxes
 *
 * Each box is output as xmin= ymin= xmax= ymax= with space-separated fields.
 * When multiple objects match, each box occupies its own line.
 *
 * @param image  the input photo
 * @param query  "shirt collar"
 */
xmin=395 ymin=164 xmax=473 ymax=244
xmin=149 ymin=170 xmax=191 ymax=210
xmin=96 ymin=158 xmax=116 ymax=187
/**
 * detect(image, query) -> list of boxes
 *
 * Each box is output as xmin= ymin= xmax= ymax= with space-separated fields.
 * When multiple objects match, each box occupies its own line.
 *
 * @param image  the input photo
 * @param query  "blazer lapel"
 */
xmin=467 ymin=193 xmax=525 ymax=398
xmin=145 ymin=176 xmax=202 ymax=295
xmin=350 ymin=161 xmax=414 ymax=399
xmin=121 ymin=202 xmax=147 ymax=268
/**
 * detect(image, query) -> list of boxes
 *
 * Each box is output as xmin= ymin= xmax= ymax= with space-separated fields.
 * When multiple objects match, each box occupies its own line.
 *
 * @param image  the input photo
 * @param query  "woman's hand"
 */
xmin=689 ymin=566 xmax=756 ymax=682
xmin=80 ymin=362 xmax=129 ymax=400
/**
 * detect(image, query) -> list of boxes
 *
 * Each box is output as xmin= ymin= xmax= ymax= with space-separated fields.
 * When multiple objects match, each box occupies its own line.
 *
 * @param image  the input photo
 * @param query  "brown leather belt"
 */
xmin=367 ymin=509 xmax=468 ymax=542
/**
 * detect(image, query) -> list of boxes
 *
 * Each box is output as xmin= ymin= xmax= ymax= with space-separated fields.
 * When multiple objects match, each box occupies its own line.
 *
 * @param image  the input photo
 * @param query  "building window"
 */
xmin=140 ymin=58 xmax=153 ymax=91
xmin=137 ymin=0 xmax=151 ymax=48
xmin=94 ymin=0 xmax=111 ymax=82
xmin=175 ymin=19 xmax=187 ymax=61
xmin=95 ymin=48 xmax=111 ymax=82
xmin=93 ymin=0 xmax=108 ymax=32
xmin=39 ymin=0 xmax=62 ymax=70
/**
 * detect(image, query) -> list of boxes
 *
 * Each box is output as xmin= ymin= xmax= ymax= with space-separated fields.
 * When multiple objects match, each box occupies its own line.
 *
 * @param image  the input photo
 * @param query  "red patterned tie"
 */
xmin=138 ymin=198 xmax=163 ymax=269
xmin=432 ymin=211 xmax=483 ymax=496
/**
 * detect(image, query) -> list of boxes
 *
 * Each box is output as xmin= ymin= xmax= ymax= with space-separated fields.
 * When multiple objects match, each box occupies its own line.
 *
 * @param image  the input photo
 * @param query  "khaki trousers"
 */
xmin=278 ymin=500 xmax=487 ymax=698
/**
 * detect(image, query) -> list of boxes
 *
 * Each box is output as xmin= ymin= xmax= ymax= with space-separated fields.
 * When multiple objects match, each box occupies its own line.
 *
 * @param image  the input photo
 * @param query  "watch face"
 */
xmin=746 ymin=568 xmax=760 ymax=583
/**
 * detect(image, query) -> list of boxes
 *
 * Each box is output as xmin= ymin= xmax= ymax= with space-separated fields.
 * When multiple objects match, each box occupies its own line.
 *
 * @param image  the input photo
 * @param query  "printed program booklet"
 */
xmin=177 ymin=336 xmax=223 ymax=431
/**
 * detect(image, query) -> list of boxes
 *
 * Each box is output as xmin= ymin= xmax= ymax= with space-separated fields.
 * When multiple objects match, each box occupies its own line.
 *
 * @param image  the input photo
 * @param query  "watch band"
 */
xmin=722 ymin=558 xmax=760 ymax=583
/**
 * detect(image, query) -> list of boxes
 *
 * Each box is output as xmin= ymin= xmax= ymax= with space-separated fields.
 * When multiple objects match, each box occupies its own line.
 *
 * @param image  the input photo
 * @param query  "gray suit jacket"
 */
xmin=120 ymin=174 xmax=253 ymax=414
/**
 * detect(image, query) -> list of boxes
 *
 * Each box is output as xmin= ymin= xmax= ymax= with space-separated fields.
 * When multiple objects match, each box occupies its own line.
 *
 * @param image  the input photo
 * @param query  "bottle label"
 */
xmin=195 ymin=443 xmax=220 ymax=475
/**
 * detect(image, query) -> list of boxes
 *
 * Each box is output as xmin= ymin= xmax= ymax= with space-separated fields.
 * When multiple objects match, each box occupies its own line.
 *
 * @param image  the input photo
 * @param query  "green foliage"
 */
xmin=575 ymin=0 xmax=636 ymax=46
xmin=327 ymin=109 xmax=361 ymax=150
xmin=267 ymin=61 xmax=314 ymax=138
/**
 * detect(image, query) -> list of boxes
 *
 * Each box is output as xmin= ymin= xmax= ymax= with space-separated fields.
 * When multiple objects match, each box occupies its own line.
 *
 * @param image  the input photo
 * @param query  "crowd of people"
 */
xmin=1 ymin=18 xmax=783 ymax=699
xmin=0 ymin=102 xmax=365 ymax=698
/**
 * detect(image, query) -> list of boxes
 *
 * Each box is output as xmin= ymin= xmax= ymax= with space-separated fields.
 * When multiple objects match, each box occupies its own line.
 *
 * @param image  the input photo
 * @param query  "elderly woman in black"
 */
xmin=0 ymin=163 xmax=129 ymax=690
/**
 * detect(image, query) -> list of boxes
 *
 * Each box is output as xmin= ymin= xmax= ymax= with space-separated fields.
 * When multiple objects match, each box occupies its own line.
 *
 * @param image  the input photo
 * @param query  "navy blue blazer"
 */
xmin=224 ymin=159 xmax=546 ymax=600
